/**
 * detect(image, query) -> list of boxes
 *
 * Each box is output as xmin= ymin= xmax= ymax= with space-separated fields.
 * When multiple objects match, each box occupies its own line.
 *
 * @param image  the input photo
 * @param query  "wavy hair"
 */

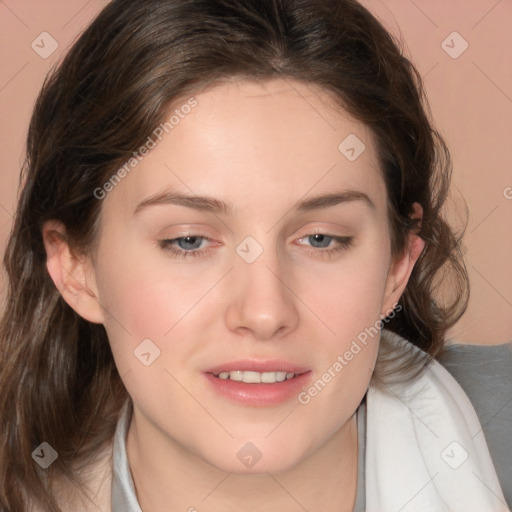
xmin=0 ymin=0 xmax=468 ymax=509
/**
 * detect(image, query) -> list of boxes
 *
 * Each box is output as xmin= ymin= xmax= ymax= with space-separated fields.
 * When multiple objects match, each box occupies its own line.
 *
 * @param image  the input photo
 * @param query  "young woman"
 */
xmin=0 ymin=0 xmax=509 ymax=511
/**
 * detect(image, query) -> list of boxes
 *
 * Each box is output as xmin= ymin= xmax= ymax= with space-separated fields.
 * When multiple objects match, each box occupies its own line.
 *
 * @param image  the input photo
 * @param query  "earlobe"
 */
xmin=42 ymin=220 xmax=105 ymax=324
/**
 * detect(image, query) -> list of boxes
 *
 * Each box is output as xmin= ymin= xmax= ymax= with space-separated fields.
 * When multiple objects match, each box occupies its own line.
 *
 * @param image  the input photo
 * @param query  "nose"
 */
xmin=225 ymin=249 xmax=300 ymax=341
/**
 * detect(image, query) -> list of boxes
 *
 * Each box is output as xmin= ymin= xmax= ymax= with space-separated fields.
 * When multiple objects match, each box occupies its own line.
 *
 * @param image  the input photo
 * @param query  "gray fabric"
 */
xmin=111 ymin=397 xmax=367 ymax=511
xmin=111 ymin=399 xmax=141 ymax=512
xmin=354 ymin=397 xmax=366 ymax=512
xmin=437 ymin=342 xmax=512 ymax=509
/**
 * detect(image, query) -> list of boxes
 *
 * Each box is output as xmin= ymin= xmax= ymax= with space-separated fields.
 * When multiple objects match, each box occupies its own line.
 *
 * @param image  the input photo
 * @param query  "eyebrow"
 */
xmin=133 ymin=189 xmax=375 ymax=215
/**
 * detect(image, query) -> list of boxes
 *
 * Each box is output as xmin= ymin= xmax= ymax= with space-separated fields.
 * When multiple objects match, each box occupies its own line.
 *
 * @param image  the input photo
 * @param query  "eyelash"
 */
xmin=158 ymin=233 xmax=353 ymax=259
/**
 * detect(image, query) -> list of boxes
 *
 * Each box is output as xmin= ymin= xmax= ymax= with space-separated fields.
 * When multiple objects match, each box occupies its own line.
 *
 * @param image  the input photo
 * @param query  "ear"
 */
xmin=381 ymin=203 xmax=425 ymax=316
xmin=42 ymin=220 xmax=105 ymax=324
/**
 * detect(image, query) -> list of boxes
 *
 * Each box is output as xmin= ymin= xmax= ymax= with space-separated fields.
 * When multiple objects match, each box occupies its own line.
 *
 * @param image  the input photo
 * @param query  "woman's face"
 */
xmin=57 ymin=78 xmax=419 ymax=473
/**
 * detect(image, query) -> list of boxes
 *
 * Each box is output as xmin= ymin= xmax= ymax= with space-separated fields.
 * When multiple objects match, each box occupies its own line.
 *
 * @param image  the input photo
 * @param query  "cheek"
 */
xmin=298 ymin=249 xmax=391 ymax=339
xmin=294 ymin=243 xmax=390 ymax=396
xmin=92 ymin=238 xmax=206 ymax=365
xmin=293 ymin=257 xmax=388 ymax=433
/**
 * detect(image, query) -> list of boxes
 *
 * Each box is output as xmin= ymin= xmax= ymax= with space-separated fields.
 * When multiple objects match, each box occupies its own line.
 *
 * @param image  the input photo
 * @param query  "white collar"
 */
xmin=365 ymin=330 xmax=509 ymax=511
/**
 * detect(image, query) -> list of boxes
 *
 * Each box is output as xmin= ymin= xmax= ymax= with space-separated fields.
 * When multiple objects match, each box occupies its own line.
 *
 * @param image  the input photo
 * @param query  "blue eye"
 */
xmin=297 ymin=234 xmax=353 ymax=254
xmin=175 ymin=236 xmax=204 ymax=250
xmin=158 ymin=233 xmax=353 ymax=260
xmin=158 ymin=236 xmax=210 ymax=258
xmin=307 ymin=234 xmax=333 ymax=248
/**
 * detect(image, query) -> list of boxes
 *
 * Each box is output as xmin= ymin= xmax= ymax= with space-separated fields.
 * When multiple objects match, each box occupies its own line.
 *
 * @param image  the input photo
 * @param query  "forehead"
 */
xmin=102 ymin=78 xmax=386 ymax=217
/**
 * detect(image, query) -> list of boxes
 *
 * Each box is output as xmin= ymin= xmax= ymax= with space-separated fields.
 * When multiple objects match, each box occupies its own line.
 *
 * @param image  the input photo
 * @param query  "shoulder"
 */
xmin=371 ymin=331 xmax=497 ymax=434
xmin=438 ymin=341 xmax=512 ymax=509
xmin=365 ymin=332 xmax=510 ymax=511
xmin=436 ymin=341 xmax=512 ymax=426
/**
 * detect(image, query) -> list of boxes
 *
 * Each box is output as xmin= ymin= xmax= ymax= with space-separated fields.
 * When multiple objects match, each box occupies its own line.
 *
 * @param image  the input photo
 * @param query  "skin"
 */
xmin=43 ymin=78 xmax=424 ymax=512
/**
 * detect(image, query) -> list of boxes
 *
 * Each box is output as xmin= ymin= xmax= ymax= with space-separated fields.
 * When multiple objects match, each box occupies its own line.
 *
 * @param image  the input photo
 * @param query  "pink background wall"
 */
xmin=1 ymin=0 xmax=511 ymax=345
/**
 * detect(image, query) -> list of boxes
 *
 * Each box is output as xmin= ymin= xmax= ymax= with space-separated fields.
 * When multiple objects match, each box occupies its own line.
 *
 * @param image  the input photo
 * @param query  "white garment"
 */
xmin=366 ymin=332 xmax=510 ymax=512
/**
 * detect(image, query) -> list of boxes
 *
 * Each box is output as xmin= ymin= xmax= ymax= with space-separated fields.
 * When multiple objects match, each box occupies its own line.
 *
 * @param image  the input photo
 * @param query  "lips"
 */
xmin=203 ymin=359 xmax=312 ymax=406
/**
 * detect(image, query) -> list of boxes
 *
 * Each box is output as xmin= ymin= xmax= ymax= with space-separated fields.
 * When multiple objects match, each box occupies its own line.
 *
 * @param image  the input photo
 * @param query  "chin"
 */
xmin=200 ymin=439 xmax=309 ymax=475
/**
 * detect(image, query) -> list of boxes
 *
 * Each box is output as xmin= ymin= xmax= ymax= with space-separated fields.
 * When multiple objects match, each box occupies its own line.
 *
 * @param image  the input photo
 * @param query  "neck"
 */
xmin=126 ymin=409 xmax=359 ymax=512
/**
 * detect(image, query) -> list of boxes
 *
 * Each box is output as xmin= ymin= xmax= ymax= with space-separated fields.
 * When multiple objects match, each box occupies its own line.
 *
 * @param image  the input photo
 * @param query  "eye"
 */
xmin=158 ymin=235 xmax=212 ymax=258
xmin=157 ymin=232 xmax=353 ymax=260
xmin=295 ymin=233 xmax=353 ymax=256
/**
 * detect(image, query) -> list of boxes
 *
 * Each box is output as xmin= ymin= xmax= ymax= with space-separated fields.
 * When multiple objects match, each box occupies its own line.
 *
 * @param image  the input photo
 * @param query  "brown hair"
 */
xmin=0 ymin=0 xmax=468 ymax=509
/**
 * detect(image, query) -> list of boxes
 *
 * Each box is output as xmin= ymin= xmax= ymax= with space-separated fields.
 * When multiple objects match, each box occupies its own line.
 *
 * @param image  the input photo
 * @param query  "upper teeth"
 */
xmin=216 ymin=371 xmax=295 ymax=383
